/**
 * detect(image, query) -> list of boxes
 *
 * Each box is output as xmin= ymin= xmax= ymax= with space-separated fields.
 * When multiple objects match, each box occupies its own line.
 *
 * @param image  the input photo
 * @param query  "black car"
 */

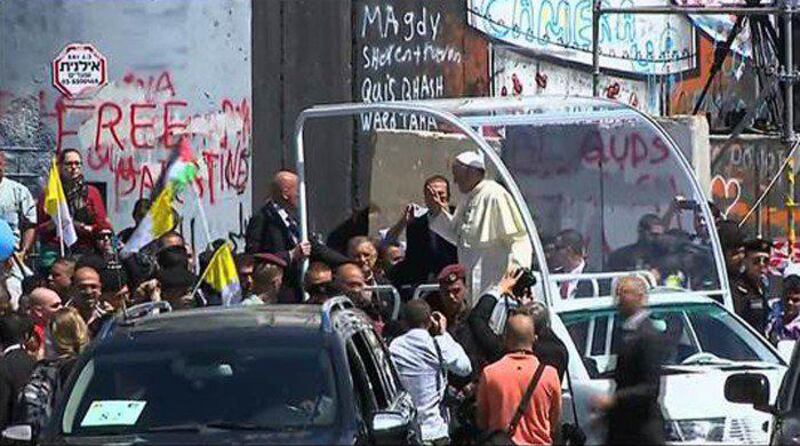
xmin=725 ymin=342 xmax=799 ymax=445
xmin=4 ymin=298 xmax=420 ymax=445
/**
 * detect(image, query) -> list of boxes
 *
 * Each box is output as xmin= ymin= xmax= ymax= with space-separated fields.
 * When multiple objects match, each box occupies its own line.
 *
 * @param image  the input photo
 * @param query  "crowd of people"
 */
xmin=0 ymin=148 xmax=582 ymax=444
xmin=717 ymin=219 xmax=800 ymax=344
xmin=0 ymin=145 xmax=792 ymax=445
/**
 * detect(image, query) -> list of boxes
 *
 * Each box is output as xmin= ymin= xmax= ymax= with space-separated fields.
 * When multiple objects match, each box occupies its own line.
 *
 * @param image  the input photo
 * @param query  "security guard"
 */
xmin=731 ymin=239 xmax=772 ymax=334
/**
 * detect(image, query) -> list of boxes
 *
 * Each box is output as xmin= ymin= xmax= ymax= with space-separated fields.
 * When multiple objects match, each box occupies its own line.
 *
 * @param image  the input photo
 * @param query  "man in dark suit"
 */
xmin=0 ymin=313 xmax=36 ymax=428
xmin=593 ymin=276 xmax=665 ymax=445
xmin=386 ymin=175 xmax=458 ymax=297
xmin=552 ymin=229 xmax=595 ymax=299
xmin=245 ymin=171 xmax=348 ymax=302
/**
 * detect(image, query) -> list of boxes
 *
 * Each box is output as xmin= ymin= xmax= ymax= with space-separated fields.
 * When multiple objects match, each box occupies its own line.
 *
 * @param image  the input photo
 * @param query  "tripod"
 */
xmin=692 ymin=1 xmax=785 ymax=132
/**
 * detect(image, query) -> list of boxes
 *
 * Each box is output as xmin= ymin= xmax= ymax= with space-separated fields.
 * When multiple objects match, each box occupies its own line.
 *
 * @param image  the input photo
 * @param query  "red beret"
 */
xmin=253 ymin=253 xmax=288 ymax=269
xmin=437 ymin=264 xmax=466 ymax=284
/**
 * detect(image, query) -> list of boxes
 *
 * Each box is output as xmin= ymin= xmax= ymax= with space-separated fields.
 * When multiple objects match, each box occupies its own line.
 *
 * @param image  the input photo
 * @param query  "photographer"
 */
xmin=389 ymin=300 xmax=471 ymax=445
xmin=468 ymin=268 xmax=536 ymax=367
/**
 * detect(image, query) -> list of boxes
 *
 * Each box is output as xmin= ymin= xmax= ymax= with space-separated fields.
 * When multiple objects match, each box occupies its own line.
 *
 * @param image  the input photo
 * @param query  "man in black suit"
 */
xmin=552 ymin=229 xmax=595 ymax=299
xmin=593 ymin=276 xmax=665 ymax=445
xmin=0 ymin=313 xmax=36 ymax=428
xmin=245 ymin=171 xmax=348 ymax=302
xmin=386 ymin=175 xmax=458 ymax=297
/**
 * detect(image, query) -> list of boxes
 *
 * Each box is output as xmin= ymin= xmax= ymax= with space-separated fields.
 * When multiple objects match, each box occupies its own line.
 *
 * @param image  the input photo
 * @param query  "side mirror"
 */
xmin=2 ymin=424 xmax=32 ymax=442
xmin=371 ymin=411 xmax=410 ymax=445
xmin=725 ymin=373 xmax=771 ymax=411
xmin=777 ymin=340 xmax=795 ymax=363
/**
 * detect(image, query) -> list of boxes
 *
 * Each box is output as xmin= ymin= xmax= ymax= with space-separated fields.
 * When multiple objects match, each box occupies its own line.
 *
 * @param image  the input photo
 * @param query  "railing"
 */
xmin=411 ymin=284 xmax=440 ymax=301
xmin=549 ymin=270 xmax=658 ymax=298
xmin=366 ymin=285 xmax=402 ymax=320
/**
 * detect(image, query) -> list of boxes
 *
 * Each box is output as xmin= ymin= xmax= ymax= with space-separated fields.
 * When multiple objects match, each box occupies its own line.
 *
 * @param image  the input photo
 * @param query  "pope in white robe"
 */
xmin=428 ymin=151 xmax=533 ymax=306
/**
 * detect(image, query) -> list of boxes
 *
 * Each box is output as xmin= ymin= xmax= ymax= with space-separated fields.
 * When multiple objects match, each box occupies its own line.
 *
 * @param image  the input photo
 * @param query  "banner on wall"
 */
xmin=467 ymin=0 xmax=697 ymax=76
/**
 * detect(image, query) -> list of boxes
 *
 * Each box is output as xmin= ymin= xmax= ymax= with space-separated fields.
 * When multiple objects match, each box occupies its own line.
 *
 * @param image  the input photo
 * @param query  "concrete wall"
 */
xmin=657 ymin=115 xmax=711 ymax=196
xmin=0 ymin=0 xmax=252 ymax=253
xmin=710 ymin=134 xmax=793 ymax=239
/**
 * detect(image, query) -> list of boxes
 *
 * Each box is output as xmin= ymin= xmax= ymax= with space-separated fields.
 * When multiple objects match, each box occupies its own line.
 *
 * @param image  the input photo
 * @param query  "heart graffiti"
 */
xmin=710 ymin=175 xmax=742 ymax=219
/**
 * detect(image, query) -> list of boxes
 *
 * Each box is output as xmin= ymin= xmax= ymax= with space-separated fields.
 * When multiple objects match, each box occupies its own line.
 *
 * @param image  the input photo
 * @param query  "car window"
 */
xmin=362 ymin=329 xmax=401 ymax=400
xmin=61 ymin=340 xmax=338 ymax=435
xmin=351 ymin=332 xmax=390 ymax=409
xmin=561 ymin=303 xmax=782 ymax=379
xmin=685 ymin=306 xmax=778 ymax=363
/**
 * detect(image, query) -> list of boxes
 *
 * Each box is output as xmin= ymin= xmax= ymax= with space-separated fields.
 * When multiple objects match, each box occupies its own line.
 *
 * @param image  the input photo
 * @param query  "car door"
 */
xmin=351 ymin=329 xmax=418 ymax=445
xmin=347 ymin=336 xmax=380 ymax=445
xmin=552 ymin=310 xmax=612 ymax=445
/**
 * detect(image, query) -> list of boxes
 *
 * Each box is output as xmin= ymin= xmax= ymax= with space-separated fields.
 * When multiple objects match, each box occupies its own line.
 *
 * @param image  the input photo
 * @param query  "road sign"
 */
xmin=52 ymin=43 xmax=108 ymax=98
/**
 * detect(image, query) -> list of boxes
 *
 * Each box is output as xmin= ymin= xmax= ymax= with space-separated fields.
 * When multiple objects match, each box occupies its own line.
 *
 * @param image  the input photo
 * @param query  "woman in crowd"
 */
xmin=18 ymin=307 xmax=90 ymax=438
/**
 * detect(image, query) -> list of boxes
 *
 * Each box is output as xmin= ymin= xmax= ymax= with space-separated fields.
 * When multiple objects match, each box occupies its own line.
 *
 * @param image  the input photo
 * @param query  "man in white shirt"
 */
xmin=389 ymin=300 xmax=471 ymax=444
xmin=0 ymin=153 xmax=36 ymax=260
xmin=428 ymin=151 xmax=533 ymax=306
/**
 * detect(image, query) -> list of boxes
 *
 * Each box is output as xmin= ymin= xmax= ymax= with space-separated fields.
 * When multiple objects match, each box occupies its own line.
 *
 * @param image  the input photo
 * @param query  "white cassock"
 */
xmin=429 ymin=179 xmax=533 ymax=307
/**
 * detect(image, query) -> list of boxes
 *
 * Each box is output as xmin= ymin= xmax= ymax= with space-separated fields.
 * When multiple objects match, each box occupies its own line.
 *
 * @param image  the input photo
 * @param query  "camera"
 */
xmin=512 ymin=267 xmax=537 ymax=297
xmin=674 ymin=196 xmax=700 ymax=211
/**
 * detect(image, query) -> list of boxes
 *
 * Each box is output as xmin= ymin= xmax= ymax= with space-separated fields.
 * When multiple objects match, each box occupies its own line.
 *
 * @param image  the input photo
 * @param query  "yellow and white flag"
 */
xmin=44 ymin=157 xmax=77 ymax=247
xmin=203 ymin=243 xmax=242 ymax=306
xmin=121 ymin=183 xmax=176 ymax=254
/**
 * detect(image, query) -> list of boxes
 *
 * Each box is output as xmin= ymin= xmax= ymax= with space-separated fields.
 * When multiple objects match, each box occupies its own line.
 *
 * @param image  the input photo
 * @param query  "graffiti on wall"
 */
xmin=710 ymin=136 xmax=794 ymax=238
xmin=0 ymin=70 xmax=252 ymax=249
xmin=491 ymin=46 xmax=661 ymax=113
xmin=467 ymin=0 xmax=697 ymax=75
xmin=356 ymin=0 xmax=489 ymax=132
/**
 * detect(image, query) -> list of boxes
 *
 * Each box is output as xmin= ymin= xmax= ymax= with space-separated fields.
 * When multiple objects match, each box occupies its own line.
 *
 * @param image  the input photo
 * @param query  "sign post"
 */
xmin=52 ymin=43 xmax=108 ymax=98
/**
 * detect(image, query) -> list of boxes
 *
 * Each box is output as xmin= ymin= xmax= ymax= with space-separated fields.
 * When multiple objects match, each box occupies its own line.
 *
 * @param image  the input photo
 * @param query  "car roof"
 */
xmin=552 ymin=292 xmax=717 ymax=314
xmin=116 ymin=304 xmax=324 ymax=335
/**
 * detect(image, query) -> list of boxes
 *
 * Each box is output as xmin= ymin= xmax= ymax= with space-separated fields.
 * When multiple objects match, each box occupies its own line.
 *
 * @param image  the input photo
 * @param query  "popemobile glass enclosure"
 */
xmin=293 ymin=95 xmax=730 ymax=309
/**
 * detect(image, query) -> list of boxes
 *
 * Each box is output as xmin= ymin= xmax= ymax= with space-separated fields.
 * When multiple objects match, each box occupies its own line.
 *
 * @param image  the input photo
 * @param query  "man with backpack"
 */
xmin=476 ymin=311 xmax=561 ymax=445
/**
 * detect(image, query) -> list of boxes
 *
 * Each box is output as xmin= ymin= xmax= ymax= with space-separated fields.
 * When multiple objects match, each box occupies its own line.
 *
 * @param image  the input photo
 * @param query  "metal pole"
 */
xmin=784 ymin=1 xmax=797 ymax=245
xmin=592 ymin=0 xmax=601 ymax=97
xmin=599 ymin=6 xmax=782 ymax=15
xmin=294 ymin=115 xmax=310 ymax=300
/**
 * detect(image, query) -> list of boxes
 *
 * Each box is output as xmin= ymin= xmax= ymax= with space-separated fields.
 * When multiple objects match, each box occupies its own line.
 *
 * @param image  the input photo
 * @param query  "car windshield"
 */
xmin=61 ymin=340 xmax=338 ymax=436
xmin=560 ymin=303 xmax=782 ymax=379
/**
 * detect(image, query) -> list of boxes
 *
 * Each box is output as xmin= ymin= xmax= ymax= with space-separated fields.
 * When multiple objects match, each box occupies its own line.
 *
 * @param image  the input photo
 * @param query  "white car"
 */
xmin=549 ymin=293 xmax=788 ymax=445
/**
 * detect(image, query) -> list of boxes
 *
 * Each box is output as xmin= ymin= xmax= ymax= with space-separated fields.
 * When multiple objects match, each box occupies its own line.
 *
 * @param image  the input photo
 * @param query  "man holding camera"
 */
xmin=389 ymin=300 xmax=472 ymax=445
xmin=468 ymin=268 xmax=535 ymax=367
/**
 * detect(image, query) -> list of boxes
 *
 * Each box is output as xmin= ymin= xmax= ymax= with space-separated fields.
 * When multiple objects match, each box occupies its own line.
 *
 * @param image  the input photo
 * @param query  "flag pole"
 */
xmin=56 ymin=190 xmax=65 ymax=257
xmin=191 ymin=183 xmax=213 ymax=246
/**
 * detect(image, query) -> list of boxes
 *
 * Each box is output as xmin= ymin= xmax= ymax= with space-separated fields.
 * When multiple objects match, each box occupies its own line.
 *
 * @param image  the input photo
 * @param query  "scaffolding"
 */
xmin=591 ymin=1 xmax=799 ymax=241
